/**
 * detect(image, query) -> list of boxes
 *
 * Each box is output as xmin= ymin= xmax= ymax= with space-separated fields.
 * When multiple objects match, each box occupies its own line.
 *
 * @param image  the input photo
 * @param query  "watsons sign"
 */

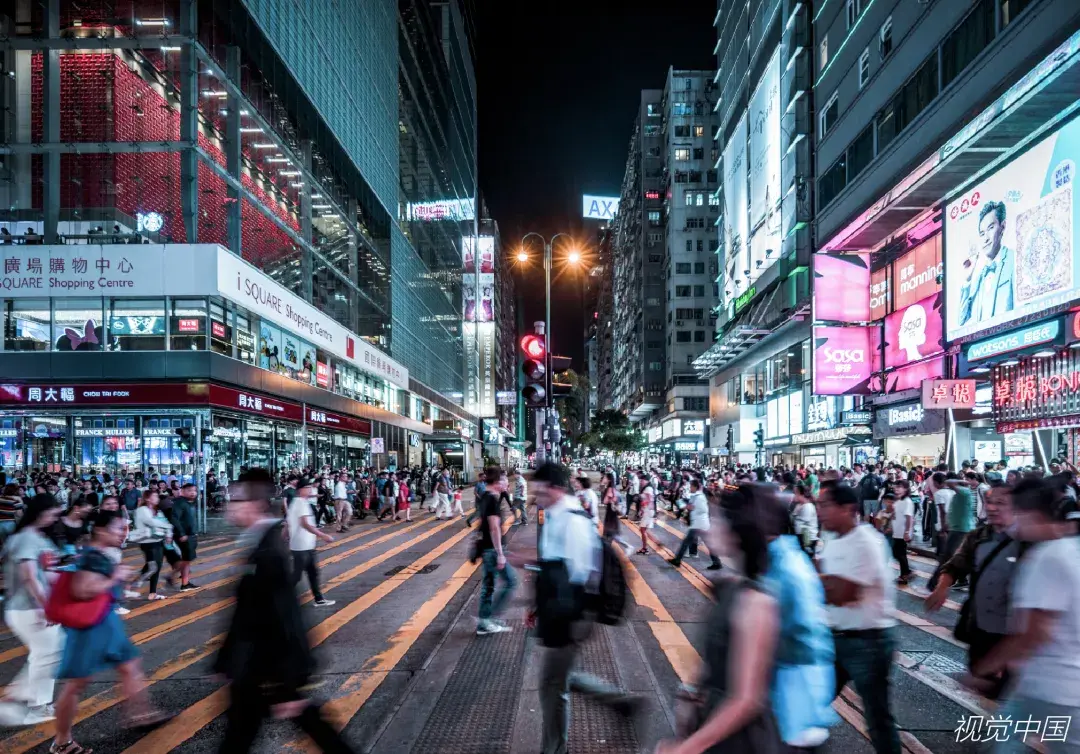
xmin=966 ymin=320 xmax=1060 ymax=362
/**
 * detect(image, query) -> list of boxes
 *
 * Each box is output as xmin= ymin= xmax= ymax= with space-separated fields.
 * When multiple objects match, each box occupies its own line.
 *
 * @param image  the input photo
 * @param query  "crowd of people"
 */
xmin=1 ymin=456 xmax=1078 ymax=753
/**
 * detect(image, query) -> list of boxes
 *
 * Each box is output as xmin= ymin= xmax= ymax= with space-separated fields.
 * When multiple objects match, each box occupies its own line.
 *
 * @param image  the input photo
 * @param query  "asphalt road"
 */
xmin=0 ymin=492 xmax=993 ymax=753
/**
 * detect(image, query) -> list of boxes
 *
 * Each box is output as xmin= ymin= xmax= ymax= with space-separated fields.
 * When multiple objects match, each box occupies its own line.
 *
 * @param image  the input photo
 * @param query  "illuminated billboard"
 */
xmin=722 ymin=114 xmax=749 ymax=306
xmin=944 ymin=116 xmax=1080 ymax=341
xmin=814 ymin=253 xmax=871 ymax=323
xmin=748 ymin=49 xmax=782 ymax=282
xmin=462 ymin=236 xmax=495 ymax=274
xmin=404 ymin=198 xmax=475 ymax=223
xmin=883 ymin=292 xmax=944 ymax=369
xmin=582 ymin=195 xmax=620 ymax=221
xmin=812 ymin=326 xmax=876 ymax=395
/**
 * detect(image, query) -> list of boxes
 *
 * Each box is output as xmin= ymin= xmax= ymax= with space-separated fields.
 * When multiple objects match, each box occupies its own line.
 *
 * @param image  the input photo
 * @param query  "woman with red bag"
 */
xmin=49 ymin=510 xmax=169 ymax=754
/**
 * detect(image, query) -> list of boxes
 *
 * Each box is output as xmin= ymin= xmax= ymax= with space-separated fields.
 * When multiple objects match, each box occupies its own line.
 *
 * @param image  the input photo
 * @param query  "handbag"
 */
xmin=44 ymin=571 xmax=111 ymax=629
xmin=954 ymin=535 xmax=1015 ymax=643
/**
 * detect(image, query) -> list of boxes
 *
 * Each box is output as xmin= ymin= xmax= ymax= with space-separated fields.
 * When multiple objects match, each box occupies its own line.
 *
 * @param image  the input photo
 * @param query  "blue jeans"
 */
xmin=479 ymin=548 xmax=517 ymax=621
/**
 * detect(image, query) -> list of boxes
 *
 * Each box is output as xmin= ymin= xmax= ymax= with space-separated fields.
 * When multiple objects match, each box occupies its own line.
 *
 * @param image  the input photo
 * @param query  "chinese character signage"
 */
xmin=992 ymin=350 xmax=1080 ymax=431
xmin=922 ymin=379 xmax=977 ymax=409
xmin=965 ymin=319 xmax=1061 ymax=361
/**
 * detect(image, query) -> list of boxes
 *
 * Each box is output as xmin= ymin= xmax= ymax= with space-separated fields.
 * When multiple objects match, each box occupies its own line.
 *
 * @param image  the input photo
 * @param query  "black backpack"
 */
xmin=860 ymin=474 xmax=881 ymax=501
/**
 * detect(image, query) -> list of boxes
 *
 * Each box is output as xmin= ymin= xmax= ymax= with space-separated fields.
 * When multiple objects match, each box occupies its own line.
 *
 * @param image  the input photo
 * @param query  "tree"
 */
xmin=553 ymin=369 xmax=590 ymax=443
xmin=579 ymin=408 xmax=645 ymax=455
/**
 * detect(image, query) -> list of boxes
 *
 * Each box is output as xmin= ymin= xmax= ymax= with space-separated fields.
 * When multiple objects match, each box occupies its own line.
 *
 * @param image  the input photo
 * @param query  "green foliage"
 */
xmin=579 ymin=409 xmax=644 ymax=454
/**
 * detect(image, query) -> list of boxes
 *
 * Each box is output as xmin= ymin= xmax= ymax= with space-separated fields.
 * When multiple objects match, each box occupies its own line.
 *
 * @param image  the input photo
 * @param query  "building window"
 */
xmin=708 ymin=193 xmax=720 ymax=207
xmin=674 ymin=171 xmax=689 ymax=183
xmin=676 ymin=262 xmax=692 ymax=274
xmin=819 ymin=92 xmax=839 ymax=137
xmin=1002 ymin=0 xmax=1034 ymax=28
xmin=818 ymin=156 xmax=848 ymax=211
xmin=674 ymin=124 xmax=690 ymax=137
xmin=876 ymin=51 xmax=938 ymax=152
xmin=675 ymin=147 xmax=691 ymax=161
xmin=694 ymin=261 xmax=705 ymax=274
xmin=2 ymin=298 xmax=50 ymax=351
xmin=676 ymin=330 xmax=691 ymax=343
xmin=171 ymin=298 xmax=207 ymax=351
xmin=686 ymin=217 xmax=706 ymax=229
xmin=693 ymin=285 xmax=706 ymax=297
xmin=647 ymin=103 xmax=661 ymax=117
xmin=675 ymin=286 xmax=692 ymax=297
xmin=644 ymin=123 xmax=661 ymax=136
xmin=942 ymin=0 xmax=995 ymax=89
xmin=846 ymin=0 xmax=865 ymax=29
xmin=648 ymin=232 xmax=663 ymax=244
xmin=693 ymin=147 xmax=705 ymax=160
xmin=879 ymin=17 xmax=893 ymax=59
xmin=646 ymin=297 xmax=661 ymax=306
xmin=684 ymin=190 xmax=695 ymax=206
xmin=648 ymin=210 xmax=662 ymax=226
xmin=858 ymin=48 xmax=870 ymax=88
xmin=694 ymin=330 xmax=706 ymax=343
xmin=689 ymin=170 xmax=703 ymax=183
xmin=108 ymin=298 xmax=167 ymax=351
xmin=693 ymin=124 xmax=705 ymax=137
xmin=684 ymin=77 xmax=693 ymax=91
xmin=648 ymin=253 xmax=663 ymax=263
xmin=684 ymin=396 xmax=709 ymax=411
xmin=820 ymin=35 xmax=829 ymax=71
xmin=706 ymin=169 xmax=718 ymax=183
xmin=847 ymin=124 xmax=875 ymax=182
xmin=709 ymin=239 xmax=720 ymax=252
xmin=54 ymin=299 xmax=104 ymax=352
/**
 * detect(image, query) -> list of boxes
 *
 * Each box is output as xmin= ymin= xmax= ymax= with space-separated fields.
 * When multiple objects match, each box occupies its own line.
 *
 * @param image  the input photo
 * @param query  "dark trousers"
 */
xmin=220 ymin=685 xmax=353 ymax=754
xmin=922 ymin=502 xmax=937 ymax=541
xmin=139 ymin=542 xmax=179 ymax=593
xmin=315 ymin=501 xmax=333 ymax=527
xmin=833 ymin=629 xmax=901 ymax=754
xmin=967 ymin=626 xmax=1010 ymax=700
xmin=626 ymin=494 xmax=640 ymax=518
xmin=291 ymin=549 xmax=324 ymax=601
xmin=671 ymin=529 xmax=721 ymax=568
xmin=891 ymin=538 xmax=911 ymax=578
xmin=928 ymin=530 xmax=968 ymax=591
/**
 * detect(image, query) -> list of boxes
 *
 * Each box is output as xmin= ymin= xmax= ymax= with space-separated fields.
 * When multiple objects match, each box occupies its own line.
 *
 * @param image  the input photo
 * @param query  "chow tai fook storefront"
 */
xmin=991 ymin=348 xmax=1080 ymax=465
xmin=0 ymin=382 xmax=372 ymax=478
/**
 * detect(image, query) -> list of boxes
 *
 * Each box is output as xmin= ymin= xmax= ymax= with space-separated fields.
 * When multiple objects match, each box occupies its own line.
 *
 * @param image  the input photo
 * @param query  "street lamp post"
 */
xmin=520 ymin=231 xmax=575 ymax=463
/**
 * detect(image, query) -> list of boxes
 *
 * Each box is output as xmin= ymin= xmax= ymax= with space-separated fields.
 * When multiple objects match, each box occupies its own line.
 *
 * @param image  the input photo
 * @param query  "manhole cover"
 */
xmin=384 ymin=565 xmax=405 ymax=577
xmin=922 ymin=653 xmax=967 ymax=674
xmin=419 ymin=564 xmax=440 ymax=574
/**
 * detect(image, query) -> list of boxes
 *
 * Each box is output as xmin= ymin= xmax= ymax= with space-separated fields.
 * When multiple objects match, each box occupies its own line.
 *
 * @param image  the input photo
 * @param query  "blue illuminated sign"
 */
xmin=966 ymin=319 xmax=1060 ymax=361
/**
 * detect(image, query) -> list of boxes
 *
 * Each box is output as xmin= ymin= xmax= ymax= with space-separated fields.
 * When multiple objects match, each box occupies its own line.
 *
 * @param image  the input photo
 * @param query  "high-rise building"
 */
xmin=811 ymin=0 xmax=1080 ymax=468
xmin=0 ymin=0 xmax=485 ymax=476
xmin=693 ymin=0 xmax=816 ymax=467
xmin=593 ymin=224 xmax=616 ymax=415
xmin=610 ymin=89 xmax=665 ymax=420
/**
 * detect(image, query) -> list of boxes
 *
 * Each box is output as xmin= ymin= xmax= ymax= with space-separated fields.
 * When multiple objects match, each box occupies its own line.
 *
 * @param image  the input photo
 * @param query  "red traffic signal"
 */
xmin=520 ymin=334 xmax=546 ymax=360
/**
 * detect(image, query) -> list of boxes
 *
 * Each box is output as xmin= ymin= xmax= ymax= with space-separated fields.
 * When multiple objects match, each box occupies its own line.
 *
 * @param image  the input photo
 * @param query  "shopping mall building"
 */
xmin=0 ymin=1 xmax=488 ymax=476
xmin=698 ymin=0 xmax=1080 ymax=469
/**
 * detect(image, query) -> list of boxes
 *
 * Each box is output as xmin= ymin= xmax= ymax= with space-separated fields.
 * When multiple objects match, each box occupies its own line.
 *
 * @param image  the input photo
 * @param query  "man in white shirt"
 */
xmin=332 ymin=472 xmax=351 ymax=533
xmin=625 ymin=470 xmax=641 ymax=519
xmin=285 ymin=480 xmax=335 ymax=607
xmin=526 ymin=462 xmax=638 ymax=754
xmin=817 ymin=480 xmax=901 ymax=754
xmin=511 ymin=469 xmax=529 ymax=526
xmin=668 ymin=479 xmax=721 ymax=570
xmin=890 ymin=480 xmax=915 ymax=585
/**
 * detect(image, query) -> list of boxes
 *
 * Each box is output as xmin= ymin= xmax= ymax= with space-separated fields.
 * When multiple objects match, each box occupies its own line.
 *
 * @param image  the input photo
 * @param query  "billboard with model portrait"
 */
xmin=883 ymin=292 xmax=944 ymax=369
xmin=945 ymin=116 xmax=1080 ymax=341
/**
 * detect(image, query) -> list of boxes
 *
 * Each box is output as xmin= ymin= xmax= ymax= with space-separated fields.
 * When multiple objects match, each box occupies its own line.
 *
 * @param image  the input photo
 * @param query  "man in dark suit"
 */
xmin=215 ymin=468 xmax=353 ymax=753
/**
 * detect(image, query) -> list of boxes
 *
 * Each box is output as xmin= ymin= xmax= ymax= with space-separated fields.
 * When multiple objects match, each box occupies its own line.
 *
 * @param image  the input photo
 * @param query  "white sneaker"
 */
xmin=22 ymin=704 xmax=55 ymax=725
xmin=124 ymin=590 xmax=140 ymax=599
xmin=476 ymin=619 xmax=510 ymax=636
xmin=114 ymin=606 xmax=131 ymax=615
xmin=313 ymin=599 xmax=336 ymax=607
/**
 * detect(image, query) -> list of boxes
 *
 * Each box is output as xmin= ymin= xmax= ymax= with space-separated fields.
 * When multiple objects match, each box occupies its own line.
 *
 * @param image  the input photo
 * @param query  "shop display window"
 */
xmin=3 ymin=298 xmax=50 ymax=351
xmin=54 ymin=298 xmax=105 ymax=351
xmin=108 ymin=298 xmax=166 ymax=351
xmin=171 ymin=298 xmax=207 ymax=351
xmin=209 ymin=298 xmax=232 ymax=357
xmin=235 ymin=309 xmax=256 ymax=365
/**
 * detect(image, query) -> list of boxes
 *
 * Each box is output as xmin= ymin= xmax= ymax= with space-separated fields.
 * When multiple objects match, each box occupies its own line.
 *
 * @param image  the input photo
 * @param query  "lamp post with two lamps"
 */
xmin=517 ymin=232 xmax=581 ymax=462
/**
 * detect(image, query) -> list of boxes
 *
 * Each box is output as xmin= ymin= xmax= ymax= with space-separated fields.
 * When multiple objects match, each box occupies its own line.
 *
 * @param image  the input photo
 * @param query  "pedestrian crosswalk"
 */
xmin=0 ymin=501 xmax=993 ymax=753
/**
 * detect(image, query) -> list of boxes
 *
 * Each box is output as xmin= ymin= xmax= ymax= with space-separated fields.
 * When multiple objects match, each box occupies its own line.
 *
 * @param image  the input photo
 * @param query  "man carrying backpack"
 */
xmin=859 ymin=467 xmax=883 ymax=522
xmin=525 ymin=462 xmax=640 ymax=754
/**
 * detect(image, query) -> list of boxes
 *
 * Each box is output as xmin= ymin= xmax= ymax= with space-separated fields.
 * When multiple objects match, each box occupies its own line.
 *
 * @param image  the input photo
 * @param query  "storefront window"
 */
xmin=54 ymin=298 xmax=105 ymax=351
xmin=73 ymin=416 xmax=139 ymax=471
xmin=171 ymin=298 xmax=207 ymax=351
xmin=2 ymin=298 xmax=50 ymax=351
xmin=209 ymin=298 xmax=232 ymax=357
xmin=143 ymin=416 xmax=193 ymax=469
xmin=24 ymin=417 xmax=67 ymax=470
xmin=235 ymin=309 xmax=256 ymax=364
xmin=108 ymin=298 xmax=166 ymax=351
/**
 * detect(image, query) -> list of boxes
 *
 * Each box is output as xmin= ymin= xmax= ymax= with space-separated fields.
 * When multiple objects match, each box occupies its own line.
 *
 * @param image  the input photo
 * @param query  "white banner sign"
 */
xmin=748 ymin=49 xmax=782 ymax=283
xmin=722 ymin=114 xmax=749 ymax=306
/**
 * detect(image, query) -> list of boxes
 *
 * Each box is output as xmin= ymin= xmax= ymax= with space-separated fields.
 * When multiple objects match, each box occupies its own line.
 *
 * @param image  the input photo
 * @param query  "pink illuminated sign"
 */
xmin=814 ymin=253 xmax=871 ymax=323
xmin=883 ymin=292 xmax=944 ymax=369
xmin=885 ymin=356 xmax=945 ymax=394
xmin=812 ymin=326 xmax=876 ymax=395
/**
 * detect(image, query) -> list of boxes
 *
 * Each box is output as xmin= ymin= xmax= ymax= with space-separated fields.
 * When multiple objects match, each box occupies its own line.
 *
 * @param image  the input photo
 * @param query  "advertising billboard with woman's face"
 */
xmin=945 ymin=116 xmax=1080 ymax=341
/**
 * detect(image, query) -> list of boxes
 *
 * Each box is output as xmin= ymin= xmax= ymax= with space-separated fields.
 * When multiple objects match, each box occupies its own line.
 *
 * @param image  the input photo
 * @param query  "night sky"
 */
xmin=476 ymin=1 xmax=717 ymax=369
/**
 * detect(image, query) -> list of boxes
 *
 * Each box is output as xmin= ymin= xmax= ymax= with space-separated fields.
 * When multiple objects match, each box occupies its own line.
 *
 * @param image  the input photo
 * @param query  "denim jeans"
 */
xmin=833 ymin=628 xmax=901 ymax=754
xmin=478 ymin=548 xmax=517 ymax=621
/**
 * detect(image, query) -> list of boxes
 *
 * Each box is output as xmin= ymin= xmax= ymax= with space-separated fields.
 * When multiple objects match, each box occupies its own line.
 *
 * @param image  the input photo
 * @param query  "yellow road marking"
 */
xmin=621 ymin=518 xmax=713 ymax=599
xmin=0 ymin=518 xmax=437 ymax=666
xmin=120 ymin=516 xmax=466 ymax=754
xmin=287 ymin=519 xmax=516 ymax=751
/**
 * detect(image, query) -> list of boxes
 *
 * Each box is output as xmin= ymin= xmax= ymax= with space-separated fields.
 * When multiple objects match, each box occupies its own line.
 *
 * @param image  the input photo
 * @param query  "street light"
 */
xmin=516 ymin=250 xmax=529 ymax=263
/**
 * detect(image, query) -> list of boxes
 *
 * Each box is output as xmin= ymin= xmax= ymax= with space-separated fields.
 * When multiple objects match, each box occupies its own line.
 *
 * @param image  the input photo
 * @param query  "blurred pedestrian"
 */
xmin=475 ymin=467 xmax=516 ymax=635
xmin=215 ymin=469 xmax=353 ymax=753
xmin=286 ymin=479 xmax=335 ymax=608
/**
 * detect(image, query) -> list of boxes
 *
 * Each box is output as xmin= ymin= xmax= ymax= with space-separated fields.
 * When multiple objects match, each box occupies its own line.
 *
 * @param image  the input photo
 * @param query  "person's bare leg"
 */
xmin=52 ymin=678 xmax=89 ymax=747
xmin=117 ymin=659 xmax=150 ymax=721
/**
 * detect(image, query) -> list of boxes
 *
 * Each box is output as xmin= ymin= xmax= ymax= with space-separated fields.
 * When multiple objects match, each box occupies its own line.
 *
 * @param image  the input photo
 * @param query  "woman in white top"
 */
xmin=129 ymin=491 xmax=177 ymax=600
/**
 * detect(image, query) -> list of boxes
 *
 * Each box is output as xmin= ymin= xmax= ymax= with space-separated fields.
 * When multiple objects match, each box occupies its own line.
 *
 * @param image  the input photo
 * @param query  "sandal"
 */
xmin=637 ymin=548 xmax=649 ymax=555
xmin=49 ymin=741 xmax=92 ymax=754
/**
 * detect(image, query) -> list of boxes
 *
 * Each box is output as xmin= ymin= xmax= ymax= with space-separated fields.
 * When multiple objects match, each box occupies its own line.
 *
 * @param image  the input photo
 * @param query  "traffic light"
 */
xmin=753 ymin=424 xmax=764 ymax=449
xmin=175 ymin=427 xmax=194 ymax=452
xmin=520 ymin=333 xmax=547 ymax=407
